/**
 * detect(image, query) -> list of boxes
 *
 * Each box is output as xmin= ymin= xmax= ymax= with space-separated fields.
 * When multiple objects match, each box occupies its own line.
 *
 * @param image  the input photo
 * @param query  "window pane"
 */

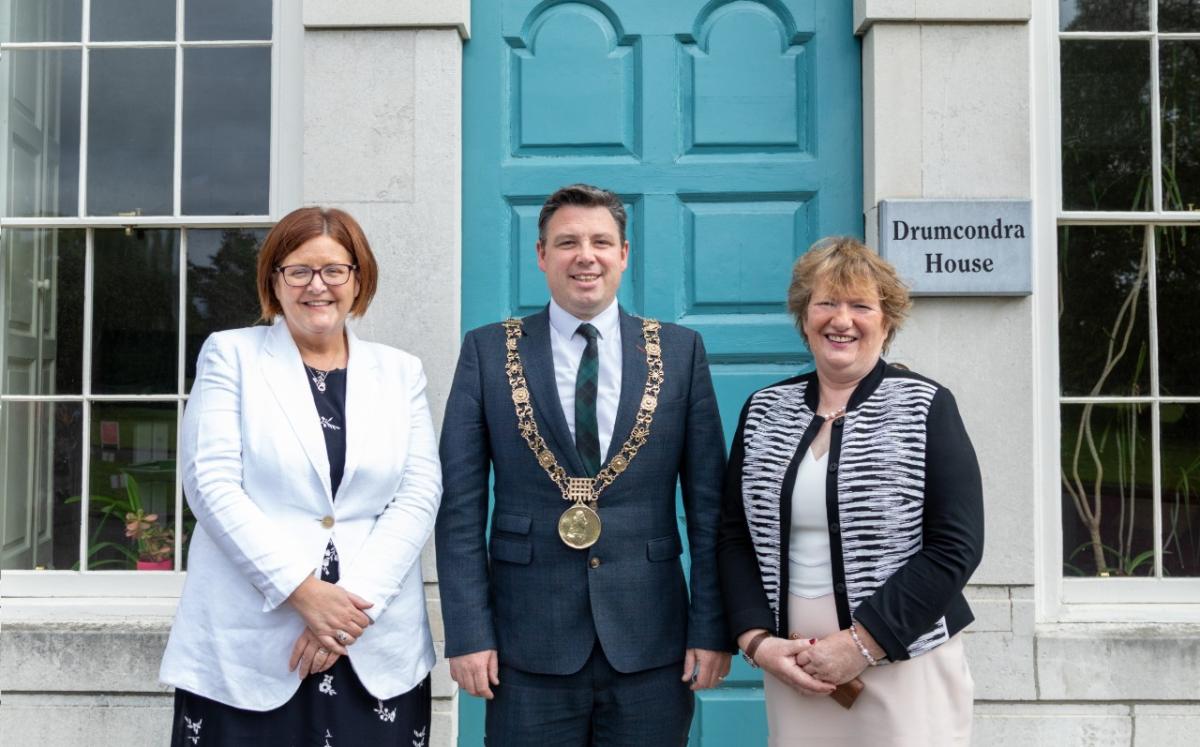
xmin=2 ymin=229 xmax=84 ymax=394
xmin=1162 ymin=403 xmax=1200 ymax=577
xmin=87 ymin=49 xmax=174 ymax=216
xmin=89 ymin=0 xmax=174 ymax=42
xmin=185 ymin=0 xmax=271 ymax=41
xmin=1062 ymin=403 xmax=1155 ymax=577
xmin=1 ymin=0 xmax=81 ymax=43
xmin=0 ymin=401 xmax=82 ymax=570
xmin=1 ymin=49 xmax=81 ymax=217
xmin=1058 ymin=226 xmax=1151 ymax=396
xmin=1059 ymin=0 xmax=1149 ymax=30
xmin=87 ymin=402 xmax=180 ymax=570
xmin=1156 ymin=227 xmax=1200 ymax=395
xmin=1061 ymin=40 xmax=1152 ymax=211
xmin=92 ymin=229 xmax=179 ymax=394
xmin=186 ymin=227 xmax=265 ymax=387
xmin=1160 ymin=42 xmax=1200 ymax=211
xmin=182 ymin=48 xmax=270 ymax=215
xmin=1159 ymin=0 xmax=1200 ymax=32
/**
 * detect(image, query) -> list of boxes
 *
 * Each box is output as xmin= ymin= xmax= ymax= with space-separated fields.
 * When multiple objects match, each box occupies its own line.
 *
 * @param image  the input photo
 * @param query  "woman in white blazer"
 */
xmin=160 ymin=207 xmax=442 ymax=745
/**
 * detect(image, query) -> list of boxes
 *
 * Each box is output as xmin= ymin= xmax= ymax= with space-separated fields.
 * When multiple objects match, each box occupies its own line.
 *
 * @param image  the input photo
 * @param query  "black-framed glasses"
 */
xmin=275 ymin=264 xmax=358 ymax=287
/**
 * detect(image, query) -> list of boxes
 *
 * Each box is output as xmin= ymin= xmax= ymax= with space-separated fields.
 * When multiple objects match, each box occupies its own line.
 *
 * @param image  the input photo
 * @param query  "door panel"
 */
xmin=463 ymin=1 xmax=861 ymax=742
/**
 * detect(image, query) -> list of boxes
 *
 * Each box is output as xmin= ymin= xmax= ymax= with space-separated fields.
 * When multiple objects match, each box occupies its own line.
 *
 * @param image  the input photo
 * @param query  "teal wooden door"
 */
xmin=461 ymin=1 xmax=861 ymax=743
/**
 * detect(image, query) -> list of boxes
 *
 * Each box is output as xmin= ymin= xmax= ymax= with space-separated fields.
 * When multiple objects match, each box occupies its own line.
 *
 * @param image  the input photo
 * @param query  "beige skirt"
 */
xmin=764 ymin=594 xmax=974 ymax=747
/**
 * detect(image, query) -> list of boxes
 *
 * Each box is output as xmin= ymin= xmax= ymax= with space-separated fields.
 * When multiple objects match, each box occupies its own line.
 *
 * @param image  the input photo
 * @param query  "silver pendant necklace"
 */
xmin=306 ymin=364 xmax=329 ymax=393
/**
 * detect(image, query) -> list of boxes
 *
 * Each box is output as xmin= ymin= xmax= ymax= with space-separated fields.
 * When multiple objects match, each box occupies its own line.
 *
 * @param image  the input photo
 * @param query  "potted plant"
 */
xmin=124 ymin=509 xmax=178 ymax=571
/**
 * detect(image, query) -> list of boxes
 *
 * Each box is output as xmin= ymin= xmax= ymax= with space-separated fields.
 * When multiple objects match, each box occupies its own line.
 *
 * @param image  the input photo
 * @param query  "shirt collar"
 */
xmin=548 ymin=297 xmax=619 ymax=341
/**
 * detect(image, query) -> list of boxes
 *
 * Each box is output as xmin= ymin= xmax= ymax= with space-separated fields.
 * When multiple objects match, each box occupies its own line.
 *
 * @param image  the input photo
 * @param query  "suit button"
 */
xmin=829 ymin=522 xmax=840 ymax=533
xmin=828 ymin=462 xmax=839 ymax=474
xmin=835 ymin=583 xmax=846 ymax=594
xmin=589 ymin=557 xmax=601 ymax=569
xmin=321 ymin=515 xmax=335 ymax=529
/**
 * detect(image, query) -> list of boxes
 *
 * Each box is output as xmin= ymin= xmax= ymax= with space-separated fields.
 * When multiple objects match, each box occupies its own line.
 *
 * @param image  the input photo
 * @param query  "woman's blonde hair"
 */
xmin=787 ymin=236 xmax=912 ymax=352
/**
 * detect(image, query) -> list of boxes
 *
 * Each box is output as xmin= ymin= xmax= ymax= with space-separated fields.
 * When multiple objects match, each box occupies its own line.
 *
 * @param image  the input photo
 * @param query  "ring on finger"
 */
xmin=334 ymin=629 xmax=350 ymax=644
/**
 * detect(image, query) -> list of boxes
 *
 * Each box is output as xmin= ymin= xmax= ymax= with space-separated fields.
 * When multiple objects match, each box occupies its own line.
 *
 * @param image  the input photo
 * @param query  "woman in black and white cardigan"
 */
xmin=717 ymin=237 xmax=984 ymax=746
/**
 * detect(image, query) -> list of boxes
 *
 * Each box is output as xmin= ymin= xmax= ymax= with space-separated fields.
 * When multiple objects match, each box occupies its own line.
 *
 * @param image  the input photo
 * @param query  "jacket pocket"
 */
xmin=490 ymin=537 xmax=532 ymax=565
xmin=646 ymin=535 xmax=682 ymax=562
xmin=493 ymin=512 xmax=531 ymax=535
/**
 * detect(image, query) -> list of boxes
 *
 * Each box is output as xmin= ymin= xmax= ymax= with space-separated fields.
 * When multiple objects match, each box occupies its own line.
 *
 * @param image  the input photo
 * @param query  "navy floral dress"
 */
xmin=171 ymin=366 xmax=432 ymax=746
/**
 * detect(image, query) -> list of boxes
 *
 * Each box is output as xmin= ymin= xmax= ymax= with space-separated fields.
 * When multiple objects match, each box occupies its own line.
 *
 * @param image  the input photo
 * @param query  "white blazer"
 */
xmin=159 ymin=321 xmax=442 ymax=710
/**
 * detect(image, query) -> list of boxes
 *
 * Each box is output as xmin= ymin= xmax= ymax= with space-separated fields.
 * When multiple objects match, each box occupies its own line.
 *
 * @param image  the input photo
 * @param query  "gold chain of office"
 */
xmin=502 ymin=317 xmax=665 ymax=549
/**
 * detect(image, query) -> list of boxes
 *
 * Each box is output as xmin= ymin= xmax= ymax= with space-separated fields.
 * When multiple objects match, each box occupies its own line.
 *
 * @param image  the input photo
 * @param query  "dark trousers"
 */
xmin=485 ymin=641 xmax=694 ymax=747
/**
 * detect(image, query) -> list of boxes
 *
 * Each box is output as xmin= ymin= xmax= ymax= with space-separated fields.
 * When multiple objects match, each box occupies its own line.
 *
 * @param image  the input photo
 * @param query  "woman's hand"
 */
xmin=286 ymin=576 xmax=374 ymax=654
xmin=289 ymin=627 xmax=341 ymax=679
xmin=798 ymin=629 xmax=870 ymax=685
xmin=750 ymin=636 xmax=837 ymax=696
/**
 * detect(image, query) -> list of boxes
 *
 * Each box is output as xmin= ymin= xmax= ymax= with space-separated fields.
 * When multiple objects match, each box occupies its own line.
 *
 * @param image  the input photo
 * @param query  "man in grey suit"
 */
xmin=436 ymin=184 xmax=731 ymax=745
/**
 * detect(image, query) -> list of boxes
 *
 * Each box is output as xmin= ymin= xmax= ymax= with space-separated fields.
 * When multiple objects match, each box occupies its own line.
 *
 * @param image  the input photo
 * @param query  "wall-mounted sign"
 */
xmin=877 ymin=199 xmax=1032 ymax=296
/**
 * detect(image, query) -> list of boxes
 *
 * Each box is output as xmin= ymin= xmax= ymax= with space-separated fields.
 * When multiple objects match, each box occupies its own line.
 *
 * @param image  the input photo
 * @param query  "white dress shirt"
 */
xmin=548 ymin=298 xmax=622 ymax=463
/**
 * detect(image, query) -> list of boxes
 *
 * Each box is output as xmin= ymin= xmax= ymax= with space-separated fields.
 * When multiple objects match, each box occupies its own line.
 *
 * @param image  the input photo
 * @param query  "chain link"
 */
xmin=502 ymin=317 xmax=664 ymax=503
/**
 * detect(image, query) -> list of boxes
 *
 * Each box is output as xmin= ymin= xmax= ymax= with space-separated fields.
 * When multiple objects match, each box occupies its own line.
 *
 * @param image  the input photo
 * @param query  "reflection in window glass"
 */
xmin=2 ymin=229 xmax=85 ymax=394
xmin=182 ymin=48 xmax=271 ymax=215
xmin=0 ymin=50 xmax=81 ymax=217
xmin=91 ymin=229 xmax=179 ymax=394
xmin=185 ymin=0 xmax=271 ymax=41
xmin=1059 ymin=0 xmax=1149 ymax=31
xmin=87 ymin=402 xmax=180 ymax=570
xmin=1160 ymin=42 xmax=1200 ymax=212
xmin=1058 ymin=226 xmax=1150 ymax=396
xmin=0 ymin=0 xmax=82 ymax=42
xmin=186 ymin=227 xmax=266 ymax=386
xmin=1155 ymin=227 xmax=1200 ymax=396
xmin=1161 ymin=404 xmax=1200 ymax=577
xmin=87 ymin=49 xmax=174 ymax=216
xmin=1061 ymin=40 xmax=1152 ymax=211
xmin=1159 ymin=0 xmax=1200 ymax=32
xmin=89 ymin=0 xmax=174 ymax=41
xmin=1062 ymin=403 xmax=1155 ymax=577
xmin=0 ymin=401 xmax=82 ymax=569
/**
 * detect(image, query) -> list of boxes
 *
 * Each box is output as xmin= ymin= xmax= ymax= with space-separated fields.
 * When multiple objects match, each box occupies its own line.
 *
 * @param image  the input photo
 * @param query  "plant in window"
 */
xmin=124 ymin=509 xmax=179 ymax=569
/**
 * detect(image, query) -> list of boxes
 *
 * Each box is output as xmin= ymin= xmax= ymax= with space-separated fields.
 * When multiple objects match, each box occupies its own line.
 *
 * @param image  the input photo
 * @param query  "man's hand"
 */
xmin=449 ymin=649 xmax=500 ymax=699
xmin=682 ymin=648 xmax=732 ymax=690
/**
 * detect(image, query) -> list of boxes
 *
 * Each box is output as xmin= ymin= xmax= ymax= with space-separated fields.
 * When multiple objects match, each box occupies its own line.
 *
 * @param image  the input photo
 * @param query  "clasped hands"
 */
xmin=747 ymin=630 xmax=870 ymax=696
xmin=285 ymin=575 xmax=374 ymax=679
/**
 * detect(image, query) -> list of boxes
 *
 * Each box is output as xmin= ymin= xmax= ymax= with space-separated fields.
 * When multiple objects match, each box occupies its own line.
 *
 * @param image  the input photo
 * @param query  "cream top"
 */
xmin=788 ymin=448 xmax=834 ymax=598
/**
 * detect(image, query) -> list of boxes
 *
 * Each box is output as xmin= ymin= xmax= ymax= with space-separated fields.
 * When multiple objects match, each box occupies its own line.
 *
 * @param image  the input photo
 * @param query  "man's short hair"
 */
xmin=537 ymin=184 xmax=627 ymax=244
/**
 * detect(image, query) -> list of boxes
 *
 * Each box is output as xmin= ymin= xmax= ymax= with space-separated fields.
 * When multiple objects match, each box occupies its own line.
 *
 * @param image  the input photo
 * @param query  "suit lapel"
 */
xmin=259 ymin=320 xmax=333 ymax=503
xmin=607 ymin=308 xmax=647 ymax=465
xmin=339 ymin=327 xmax=379 ymax=497
xmin=520 ymin=308 xmax=588 ymax=477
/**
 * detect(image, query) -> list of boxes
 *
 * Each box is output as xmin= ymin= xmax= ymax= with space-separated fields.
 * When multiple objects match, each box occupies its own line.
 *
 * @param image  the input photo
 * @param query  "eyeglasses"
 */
xmin=275 ymin=264 xmax=358 ymax=287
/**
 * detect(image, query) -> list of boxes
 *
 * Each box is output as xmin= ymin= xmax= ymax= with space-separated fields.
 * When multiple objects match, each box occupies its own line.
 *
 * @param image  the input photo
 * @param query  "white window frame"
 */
xmin=1035 ymin=0 xmax=1200 ymax=622
xmin=1 ymin=0 xmax=302 ymax=598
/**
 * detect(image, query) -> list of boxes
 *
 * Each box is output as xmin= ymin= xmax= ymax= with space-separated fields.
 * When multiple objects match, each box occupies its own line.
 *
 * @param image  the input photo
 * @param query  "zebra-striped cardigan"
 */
xmin=716 ymin=359 xmax=984 ymax=662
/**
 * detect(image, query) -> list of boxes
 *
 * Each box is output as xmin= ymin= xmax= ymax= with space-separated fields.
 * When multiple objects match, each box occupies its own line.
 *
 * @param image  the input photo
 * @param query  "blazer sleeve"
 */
xmin=181 ymin=334 xmax=316 ymax=611
xmin=678 ymin=331 xmax=735 ymax=652
xmin=434 ymin=330 xmax=498 ymax=657
xmin=851 ymin=387 xmax=985 ymax=661
xmin=716 ymin=396 xmax=776 ymax=638
xmin=336 ymin=356 xmax=443 ymax=621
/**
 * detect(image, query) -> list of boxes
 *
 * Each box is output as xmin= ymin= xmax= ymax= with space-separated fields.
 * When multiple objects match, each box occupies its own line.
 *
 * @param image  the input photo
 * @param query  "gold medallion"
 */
xmin=558 ymin=502 xmax=601 ymax=549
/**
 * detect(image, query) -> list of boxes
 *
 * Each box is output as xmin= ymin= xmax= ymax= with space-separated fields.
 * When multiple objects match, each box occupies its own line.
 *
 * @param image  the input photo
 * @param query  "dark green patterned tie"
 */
xmin=575 ymin=323 xmax=601 ymax=477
